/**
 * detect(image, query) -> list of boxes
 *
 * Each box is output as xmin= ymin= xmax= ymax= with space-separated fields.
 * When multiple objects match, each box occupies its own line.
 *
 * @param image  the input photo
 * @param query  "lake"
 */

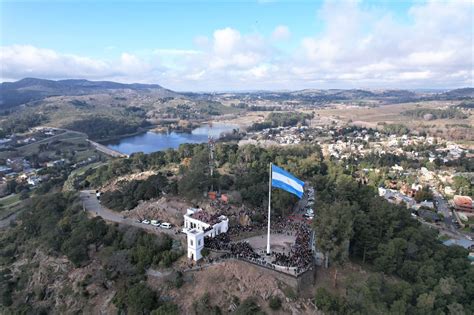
xmin=104 ymin=123 xmax=238 ymax=155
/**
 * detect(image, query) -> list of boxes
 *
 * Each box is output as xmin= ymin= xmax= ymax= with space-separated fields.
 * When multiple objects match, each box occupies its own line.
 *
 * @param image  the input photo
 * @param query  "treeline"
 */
xmin=0 ymin=112 xmax=47 ymax=136
xmin=402 ymin=107 xmax=468 ymax=120
xmin=382 ymin=123 xmax=410 ymax=136
xmin=85 ymin=143 xmax=324 ymax=215
xmin=457 ymin=101 xmax=474 ymax=109
xmin=248 ymin=112 xmax=313 ymax=131
xmin=0 ymin=192 xmax=181 ymax=313
xmin=65 ymin=115 xmax=150 ymax=140
xmin=312 ymin=164 xmax=474 ymax=314
xmin=101 ymin=174 xmax=171 ymax=211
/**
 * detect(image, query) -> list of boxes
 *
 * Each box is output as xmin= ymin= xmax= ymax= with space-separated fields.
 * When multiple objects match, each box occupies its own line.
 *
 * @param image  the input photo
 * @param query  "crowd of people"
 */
xmin=271 ymin=225 xmax=312 ymax=270
xmin=204 ymin=220 xmax=313 ymax=273
xmin=204 ymin=233 xmax=260 ymax=259
xmin=226 ymin=212 xmax=303 ymax=238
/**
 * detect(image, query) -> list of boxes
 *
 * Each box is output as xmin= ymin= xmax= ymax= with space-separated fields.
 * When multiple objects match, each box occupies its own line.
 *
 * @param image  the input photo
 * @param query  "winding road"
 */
xmin=79 ymin=190 xmax=182 ymax=238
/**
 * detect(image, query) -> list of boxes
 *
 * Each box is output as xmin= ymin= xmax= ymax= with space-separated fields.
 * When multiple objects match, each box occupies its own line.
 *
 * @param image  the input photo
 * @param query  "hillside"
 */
xmin=0 ymin=78 xmax=178 ymax=110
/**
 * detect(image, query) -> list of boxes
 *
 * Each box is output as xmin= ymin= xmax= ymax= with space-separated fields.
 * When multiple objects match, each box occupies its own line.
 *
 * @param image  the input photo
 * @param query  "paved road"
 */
xmin=80 ymin=190 xmax=182 ymax=238
xmin=433 ymin=192 xmax=473 ymax=240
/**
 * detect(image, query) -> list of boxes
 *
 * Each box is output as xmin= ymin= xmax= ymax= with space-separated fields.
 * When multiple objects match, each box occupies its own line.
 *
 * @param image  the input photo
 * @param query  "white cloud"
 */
xmin=213 ymin=27 xmax=241 ymax=55
xmin=1 ymin=1 xmax=472 ymax=90
xmin=272 ymin=25 xmax=290 ymax=40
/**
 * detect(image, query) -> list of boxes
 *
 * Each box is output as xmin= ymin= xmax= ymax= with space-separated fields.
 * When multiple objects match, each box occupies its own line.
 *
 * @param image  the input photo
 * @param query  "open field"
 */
xmin=0 ymin=194 xmax=23 ymax=219
xmin=0 ymin=130 xmax=104 ymax=161
xmin=313 ymin=101 xmax=473 ymax=145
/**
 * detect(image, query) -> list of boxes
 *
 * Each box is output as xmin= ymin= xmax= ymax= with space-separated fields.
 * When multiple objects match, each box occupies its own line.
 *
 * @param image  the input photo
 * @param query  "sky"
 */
xmin=0 ymin=0 xmax=473 ymax=91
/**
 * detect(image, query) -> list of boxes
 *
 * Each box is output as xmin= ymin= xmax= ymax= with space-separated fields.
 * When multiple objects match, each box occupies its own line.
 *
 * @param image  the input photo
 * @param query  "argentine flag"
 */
xmin=271 ymin=165 xmax=305 ymax=199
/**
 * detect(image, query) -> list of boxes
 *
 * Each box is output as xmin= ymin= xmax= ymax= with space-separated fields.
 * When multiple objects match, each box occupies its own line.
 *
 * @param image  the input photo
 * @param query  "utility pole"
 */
xmin=208 ymin=137 xmax=215 ymax=192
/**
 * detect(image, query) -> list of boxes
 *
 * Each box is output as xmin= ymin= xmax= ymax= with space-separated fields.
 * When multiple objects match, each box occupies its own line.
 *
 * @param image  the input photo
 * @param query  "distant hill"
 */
xmin=440 ymin=88 xmax=474 ymax=100
xmin=0 ymin=78 xmax=176 ymax=110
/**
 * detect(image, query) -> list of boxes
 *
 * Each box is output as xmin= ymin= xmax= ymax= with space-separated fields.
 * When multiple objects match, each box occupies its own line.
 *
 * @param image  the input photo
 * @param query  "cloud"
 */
xmin=272 ymin=25 xmax=290 ymax=40
xmin=1 ymin=1 xmax=472 ymax=90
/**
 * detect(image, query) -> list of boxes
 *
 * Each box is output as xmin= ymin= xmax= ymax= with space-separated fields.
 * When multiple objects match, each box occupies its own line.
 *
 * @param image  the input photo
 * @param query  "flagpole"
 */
xmin=267 ymin=162 xmax=272 ymax=255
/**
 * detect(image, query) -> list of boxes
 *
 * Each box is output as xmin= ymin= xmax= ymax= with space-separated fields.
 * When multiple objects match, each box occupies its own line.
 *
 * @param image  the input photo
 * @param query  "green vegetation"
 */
xmin=0 ymin=112 xmax=47 ymax=135
xmin=0 ymin=192 xmax=181 ymax=313
xmin=382 ymin=123 xmax=410 ymax=135
xmin=248 ymin=112 xmax=313 ymax=131
xmin=452 ymin=176 xmax=473 ymax=196
xmin=101 ymin=173 xmax=169 ymax=211
xmin=414 ymin=186 xmax=434 ymax=202
xmin=192 ymin=293 xmax=222 ymax=315
xmin=457 ymin=101 xmax=474 ymax=109
xmin=65 ymin=115 xmax=150 ymax=141
xmin=0 ymin=194 xmax=23 ymax=219
xmin=268 ymin=296 xmax=282 ymax=310
xmin=233 ymin=297 xmax=264 ymax=315
xmin=312 ymin=163 xmax=474 ymax=314
xmin=84 ymin=143 xmax=323 ymax=215
xmin=402 ymin=107 xmax=468 ymax=120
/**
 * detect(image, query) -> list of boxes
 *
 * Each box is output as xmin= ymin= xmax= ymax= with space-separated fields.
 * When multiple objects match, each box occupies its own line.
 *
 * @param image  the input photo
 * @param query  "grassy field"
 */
xmin=0 ymin=194 xmax=23 ymax=219
xmin=0 ymin=130 xmax=105 ymax=162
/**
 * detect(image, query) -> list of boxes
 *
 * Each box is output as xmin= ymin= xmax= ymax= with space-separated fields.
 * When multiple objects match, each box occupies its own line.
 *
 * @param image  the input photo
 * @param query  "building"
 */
xmin=453 ymin=195 xmax=474 ymax=213
xmin=183 ymin=208 xmax=229 ymax=261
xmin=443 ymin=238 xmax=474 ymax=250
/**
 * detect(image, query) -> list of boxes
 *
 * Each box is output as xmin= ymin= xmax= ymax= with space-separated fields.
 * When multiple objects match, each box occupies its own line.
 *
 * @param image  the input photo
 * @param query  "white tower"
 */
xmin=187 ymin=229 xmax=204 ymax=261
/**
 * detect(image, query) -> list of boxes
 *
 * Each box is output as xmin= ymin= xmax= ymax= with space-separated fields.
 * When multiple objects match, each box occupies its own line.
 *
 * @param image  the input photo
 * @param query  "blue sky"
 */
xmin=1 ymin=0 xmax=472 ymax=90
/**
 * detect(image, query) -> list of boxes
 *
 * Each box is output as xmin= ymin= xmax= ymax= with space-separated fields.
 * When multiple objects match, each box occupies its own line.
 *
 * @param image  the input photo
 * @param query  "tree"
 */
xmin=452 ymin=176 xmax=472 ymax=196
xmin=268 ymin=296 xmax=282 ymax=310
xmin=313 ymin=201 xmax=354 ymax=287
xmin=151 ymin=303 xmax=179 ymax=315
xmin=233 ymin=297 xmax=264 ymax=315
xmin=178 ymin=150 xmax=210 ymax=200
xmin=414 ymin=186 xmax=434 ymax=202
xmin=125 ymin=283 xmax=158 ymax=314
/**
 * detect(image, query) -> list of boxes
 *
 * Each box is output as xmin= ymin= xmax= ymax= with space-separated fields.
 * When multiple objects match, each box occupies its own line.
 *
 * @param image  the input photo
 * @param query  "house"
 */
xmin=183 ymin=208 xmax=229 ymax=261
xmin=453 ymin=196 xmax=474 ymax=213
xmin=46 ymin=159 xmax=66 ymax=168
xmin=27 ymin=176 xmax=42 ymax=186
xmin=443 ymin=238 xmax=474 ymax=250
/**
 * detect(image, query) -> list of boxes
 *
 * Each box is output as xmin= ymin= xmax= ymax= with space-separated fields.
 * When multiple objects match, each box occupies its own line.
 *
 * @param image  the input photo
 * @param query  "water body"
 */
xmin=104 ymin=123 xmax=238 ymax=155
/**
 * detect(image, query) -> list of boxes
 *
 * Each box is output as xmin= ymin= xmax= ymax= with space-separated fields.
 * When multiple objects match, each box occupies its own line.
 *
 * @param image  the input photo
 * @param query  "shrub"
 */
xmin=268 ymin=295 xmax=282 ymax=310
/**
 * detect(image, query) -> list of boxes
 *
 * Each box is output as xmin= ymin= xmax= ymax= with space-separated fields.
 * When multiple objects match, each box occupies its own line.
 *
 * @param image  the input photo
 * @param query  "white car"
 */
xmin=151 ymin=220 xmax=161 ymax=227
xmin=160 ymin=222 xmax=172 ymax=229
xmin=141 ymin=219 xmax=150 ymax=225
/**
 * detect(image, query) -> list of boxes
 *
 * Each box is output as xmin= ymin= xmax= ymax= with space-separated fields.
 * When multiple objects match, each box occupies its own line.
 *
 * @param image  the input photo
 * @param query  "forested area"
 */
xmin=65 ymin=115 xmax=150 ymax=140
xmin=101 ymin=174 xmax=171 ymax=211
xmin=312 ymin=166 xmax=473 ymax=314
xmin=2 ymin=141 xmax=472 ymax=314
xmin=248 ymin=112 xmax=313 ymax=131
xmin=87 ymin=143 xmax=473 ymax=314
xmin=0 ymin=112 xmax=47 ymax=135
xmin=382 ymin=123 xmax=410 ymax=136
xmin=86 ymin=143 xmax=324 ymax=215
xmin=0 ymin=192 xmax=181 ymax=313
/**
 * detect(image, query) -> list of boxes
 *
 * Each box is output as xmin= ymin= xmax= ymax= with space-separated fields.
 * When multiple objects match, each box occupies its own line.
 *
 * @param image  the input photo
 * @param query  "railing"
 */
xmin=194 ymin=249 xmax=313 ymax=277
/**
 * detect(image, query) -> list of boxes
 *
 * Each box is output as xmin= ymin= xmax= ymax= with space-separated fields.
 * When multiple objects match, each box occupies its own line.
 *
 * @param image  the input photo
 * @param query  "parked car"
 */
xmin=141 ymin=219 xmax=150 ymax=225
xmin=160 ymin=222 xmax=172 ymax=229
xmin=151 ymin=220 xmax=161 ymax=227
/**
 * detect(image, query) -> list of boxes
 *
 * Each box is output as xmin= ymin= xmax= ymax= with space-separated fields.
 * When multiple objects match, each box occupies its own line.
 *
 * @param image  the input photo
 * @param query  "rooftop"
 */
xmin=188 ymin=209 xmax=227 ymax=226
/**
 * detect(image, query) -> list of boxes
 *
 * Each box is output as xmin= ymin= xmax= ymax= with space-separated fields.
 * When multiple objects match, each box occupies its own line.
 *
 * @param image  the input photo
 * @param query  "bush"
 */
xmin=201 ymin=248 xmax=210 ymax=257
xmin=151 ymin=303 xmax=180 ymax=315
xmin=233 ymin=297 xmax=264 ymax=315
xmin=315 ymin=287 xmax=344 ymax=313
xmin=268 ymin=296 xmax=282 ymax=310
xmin=193 ymin=293 xmax=222 ymax=315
